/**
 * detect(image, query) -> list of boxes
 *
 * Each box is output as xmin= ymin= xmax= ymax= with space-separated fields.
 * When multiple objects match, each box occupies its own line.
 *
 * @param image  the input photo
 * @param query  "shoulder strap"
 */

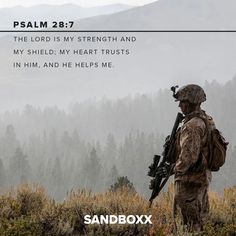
xmin=193 ymin=115 xmax=213 ymax=169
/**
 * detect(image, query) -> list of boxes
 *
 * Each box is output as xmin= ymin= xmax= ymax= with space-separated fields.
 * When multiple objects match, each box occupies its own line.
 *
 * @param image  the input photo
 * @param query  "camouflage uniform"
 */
xmin=173 ymin=85 xmax=213 ymax=232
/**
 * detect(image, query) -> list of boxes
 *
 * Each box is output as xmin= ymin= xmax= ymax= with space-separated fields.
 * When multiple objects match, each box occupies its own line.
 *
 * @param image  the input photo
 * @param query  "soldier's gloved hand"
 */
xmin=156 ymin=163 xmax=170 ymax=178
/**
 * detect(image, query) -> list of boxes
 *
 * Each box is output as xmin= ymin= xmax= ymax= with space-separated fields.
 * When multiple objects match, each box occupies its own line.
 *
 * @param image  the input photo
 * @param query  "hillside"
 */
xmin=0 ymin=4 xmax=132 ymax=29
xmin=78 ymin=0 xmax=236 ymax=29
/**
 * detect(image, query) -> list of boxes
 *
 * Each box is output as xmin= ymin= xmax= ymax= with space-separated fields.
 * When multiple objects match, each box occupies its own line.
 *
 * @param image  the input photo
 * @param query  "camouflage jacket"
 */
xmin=174 ymin=110 xmax=213 ymax=185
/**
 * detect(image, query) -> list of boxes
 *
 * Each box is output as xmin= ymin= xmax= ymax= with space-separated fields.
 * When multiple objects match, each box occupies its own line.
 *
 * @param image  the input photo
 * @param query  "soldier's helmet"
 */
xmin=174 ymin=84 xmax=206 ymax=104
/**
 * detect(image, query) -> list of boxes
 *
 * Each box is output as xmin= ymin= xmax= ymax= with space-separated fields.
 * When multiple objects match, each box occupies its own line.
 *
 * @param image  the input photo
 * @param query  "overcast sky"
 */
xmin=0 ymin=0 xmax=157 ymax=8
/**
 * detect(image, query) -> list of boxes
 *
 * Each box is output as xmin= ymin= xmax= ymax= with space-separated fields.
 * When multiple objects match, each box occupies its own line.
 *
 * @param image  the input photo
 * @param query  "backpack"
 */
xmin=201 ymin=116 xmax=229 ymax=171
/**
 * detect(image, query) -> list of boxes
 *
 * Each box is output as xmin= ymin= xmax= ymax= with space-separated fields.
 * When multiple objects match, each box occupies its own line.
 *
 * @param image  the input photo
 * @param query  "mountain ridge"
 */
xmin=78 ymin=0 xmax=236 ymax=29
xmin=0 ymin=3 xmax=133 ymax=29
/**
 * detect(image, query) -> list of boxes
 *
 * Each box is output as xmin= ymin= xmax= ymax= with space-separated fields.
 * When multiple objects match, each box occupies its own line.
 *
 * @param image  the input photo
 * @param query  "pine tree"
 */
xmin=110 ymin=176 xmax=136 ymax=192
xmin=9 ymin=147 xmax=31 ymax=185
xmin=2 ymin=125 xmax=20 ymax=167
xmin=106 ymin=165 xmax=119 ymax=187
xmin=82 ymin=148 xmax=101 ymax=191
xmin=46 ymin=157 xmax=64 ymax=200
xmin=0 ymin=158 xmax=6 ymax=187
xmin=104 ymin=134 xmax=117 ymax=170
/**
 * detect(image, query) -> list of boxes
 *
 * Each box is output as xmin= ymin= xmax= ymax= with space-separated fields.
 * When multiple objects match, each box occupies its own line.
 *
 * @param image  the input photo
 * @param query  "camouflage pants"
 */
xmin=174 ymin=180 xmax=209 ymax=232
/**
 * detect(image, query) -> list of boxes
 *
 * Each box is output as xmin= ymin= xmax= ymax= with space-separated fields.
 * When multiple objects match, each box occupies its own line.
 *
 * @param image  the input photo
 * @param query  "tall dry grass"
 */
xmin=0 ymin=184 xmax=235 ymax=235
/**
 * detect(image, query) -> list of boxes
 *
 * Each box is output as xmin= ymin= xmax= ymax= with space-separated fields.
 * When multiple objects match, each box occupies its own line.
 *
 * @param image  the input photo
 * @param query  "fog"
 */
xmin=0 ymin=79 xmax=235 ymax=199
xmin=0 ymin=0 xmax=235 ymax=199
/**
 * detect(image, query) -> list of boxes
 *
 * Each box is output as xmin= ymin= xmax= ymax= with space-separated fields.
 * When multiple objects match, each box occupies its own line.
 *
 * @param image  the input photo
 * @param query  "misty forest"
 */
xmin=0 ymin=78 xmax=235 ymax=200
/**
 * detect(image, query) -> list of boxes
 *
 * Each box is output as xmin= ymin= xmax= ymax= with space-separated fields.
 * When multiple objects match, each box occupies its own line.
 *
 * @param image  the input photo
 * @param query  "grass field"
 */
xmin=0 ymin=184 xmax=235 ymax=235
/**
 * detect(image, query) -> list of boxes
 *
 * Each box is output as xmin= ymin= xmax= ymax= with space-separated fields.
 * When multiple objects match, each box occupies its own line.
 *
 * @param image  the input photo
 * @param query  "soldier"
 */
xmin=173 ymin=84 xmax=213 ymax=232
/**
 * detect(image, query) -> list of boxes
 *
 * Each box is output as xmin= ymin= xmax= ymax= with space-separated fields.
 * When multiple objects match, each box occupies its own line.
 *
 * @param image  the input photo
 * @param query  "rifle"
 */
xmin=148 ymin=112 xmax=184 ymax=207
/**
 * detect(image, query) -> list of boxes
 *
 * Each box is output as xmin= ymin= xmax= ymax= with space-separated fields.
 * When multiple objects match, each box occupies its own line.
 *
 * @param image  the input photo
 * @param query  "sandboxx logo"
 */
xmin=84 ymin=215 xmax=152 ymax=225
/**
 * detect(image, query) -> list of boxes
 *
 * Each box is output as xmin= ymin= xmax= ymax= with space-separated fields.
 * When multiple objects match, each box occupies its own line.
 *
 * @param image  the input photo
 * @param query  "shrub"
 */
xmin=0 ymin=183 xmax=235 ymax=235
xmin=109 ymin=176 xmax=136 ymax=192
